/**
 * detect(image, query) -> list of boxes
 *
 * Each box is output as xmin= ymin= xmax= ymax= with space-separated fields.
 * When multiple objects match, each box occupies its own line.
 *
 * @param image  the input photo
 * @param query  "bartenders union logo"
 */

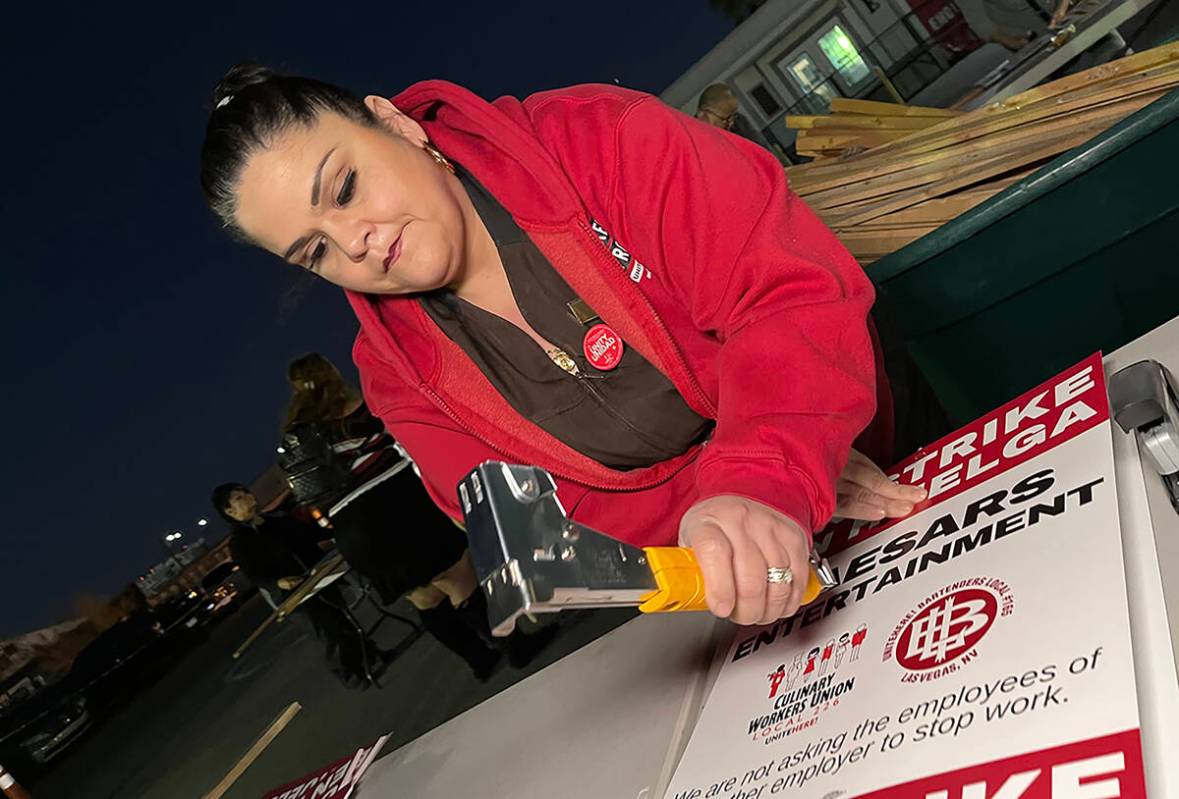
xmin=884 ymin=578 xmax=1013 ymax=683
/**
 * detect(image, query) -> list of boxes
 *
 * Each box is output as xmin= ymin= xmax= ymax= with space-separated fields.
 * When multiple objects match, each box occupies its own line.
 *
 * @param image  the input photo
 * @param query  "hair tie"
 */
xmin=216 ymin=95 xmax=234 ymax=110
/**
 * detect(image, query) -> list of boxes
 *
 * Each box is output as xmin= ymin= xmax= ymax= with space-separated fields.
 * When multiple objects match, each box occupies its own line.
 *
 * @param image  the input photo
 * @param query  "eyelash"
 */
xmin=308 ymin=240 xmax=328 ymax=270
xmin=337 ymin=170 xmax=356 ymax=205
xmin=306 ymin=170 xmax=357 ymax=270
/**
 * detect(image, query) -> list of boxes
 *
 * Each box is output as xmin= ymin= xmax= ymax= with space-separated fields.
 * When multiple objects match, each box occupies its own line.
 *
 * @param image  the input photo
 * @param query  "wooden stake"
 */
xmin=789 ymin=115 xmax=937 ymax=131
xmin=0 ymin=764 xmax=32 ymax=799
xmin=787 ymin=44 xmax=1179 ymax=183
xmin=202 ymin=702 xmax=303 ymax=799
xmin=790 ymin=91 xmax=1160 ymax=196
xmin=799 ymin=117 xmax=1114 ymax=210
xmin=828 ymin=98 xmax=961 ymax=118
xmin=825 ymin=128 xmax=1097 ymax=227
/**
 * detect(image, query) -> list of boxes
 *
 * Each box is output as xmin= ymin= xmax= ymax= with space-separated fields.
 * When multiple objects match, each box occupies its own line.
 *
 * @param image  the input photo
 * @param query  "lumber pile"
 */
xmin=790 ymin=98 xmax=964 ymax=159
xmin=786 ymin=43 xmax=1179 ymax=264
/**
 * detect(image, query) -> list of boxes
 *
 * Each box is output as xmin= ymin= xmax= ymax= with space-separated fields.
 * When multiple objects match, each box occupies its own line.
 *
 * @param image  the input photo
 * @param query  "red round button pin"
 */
xmin=583 ymin=324 xmax=623 ymax=371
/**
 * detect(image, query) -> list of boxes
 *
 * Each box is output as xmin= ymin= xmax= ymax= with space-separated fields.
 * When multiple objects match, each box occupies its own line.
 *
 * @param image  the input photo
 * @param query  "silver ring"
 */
xmin=767 ymin=567 xmax=793 ymax=585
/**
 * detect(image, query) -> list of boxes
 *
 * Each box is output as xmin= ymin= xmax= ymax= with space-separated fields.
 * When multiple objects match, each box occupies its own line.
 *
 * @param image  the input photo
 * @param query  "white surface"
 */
xmin=1106 ymin=319 xmax=1179 ymax=796
xmin=361 ymin=613 xmax=722 ymax=799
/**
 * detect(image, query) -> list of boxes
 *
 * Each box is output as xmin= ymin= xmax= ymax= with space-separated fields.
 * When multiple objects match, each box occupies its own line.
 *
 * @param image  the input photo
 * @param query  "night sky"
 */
xmin=0 ymin=2 xmax=735 ymax=636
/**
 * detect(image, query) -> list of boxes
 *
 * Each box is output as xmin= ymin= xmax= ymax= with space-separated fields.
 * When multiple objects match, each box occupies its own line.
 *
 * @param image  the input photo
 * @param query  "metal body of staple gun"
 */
xmin=1111 ymin=360 xmax=1179 ymax=512
xmin=457 ymin=462 xmax=838 ymax=637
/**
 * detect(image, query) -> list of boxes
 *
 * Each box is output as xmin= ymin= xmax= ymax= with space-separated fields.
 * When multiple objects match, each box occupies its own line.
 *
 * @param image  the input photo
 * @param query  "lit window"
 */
xmin=819 ymin=25 xmax=872 ymax=85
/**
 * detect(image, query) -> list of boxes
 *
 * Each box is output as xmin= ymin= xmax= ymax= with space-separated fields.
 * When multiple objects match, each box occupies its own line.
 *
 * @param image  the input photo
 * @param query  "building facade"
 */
xmin=663 ymin=0 xmax=990 ymax=159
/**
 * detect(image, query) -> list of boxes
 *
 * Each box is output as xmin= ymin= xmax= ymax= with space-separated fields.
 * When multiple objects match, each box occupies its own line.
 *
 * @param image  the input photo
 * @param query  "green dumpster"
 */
xmin=872 ymin=88 xmax=1179 ymax=423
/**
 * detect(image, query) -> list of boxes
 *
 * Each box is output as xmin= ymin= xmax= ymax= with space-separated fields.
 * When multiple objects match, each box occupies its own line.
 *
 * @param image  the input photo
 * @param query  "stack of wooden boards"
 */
xmin=790 ymin=99 xmax=965 ymax=160
xmin=785 ymin=42 xmax=1179 ymax=265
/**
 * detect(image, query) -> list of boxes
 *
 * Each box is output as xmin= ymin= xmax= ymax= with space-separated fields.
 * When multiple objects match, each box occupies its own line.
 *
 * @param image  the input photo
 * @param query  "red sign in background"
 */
xmin=262 ymin=736 xmax=387 ymax=799
xmin=856 ymin=729 xmax=1145 ymax=798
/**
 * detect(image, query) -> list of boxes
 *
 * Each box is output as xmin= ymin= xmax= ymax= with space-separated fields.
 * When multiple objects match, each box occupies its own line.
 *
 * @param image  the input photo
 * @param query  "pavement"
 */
xmin=21 ymin=590 xmax=636 ymax=798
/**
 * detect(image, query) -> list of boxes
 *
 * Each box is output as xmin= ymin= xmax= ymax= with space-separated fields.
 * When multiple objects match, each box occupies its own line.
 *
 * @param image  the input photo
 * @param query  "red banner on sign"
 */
xmin=262 ymin=735 xmax=388 ymax=799
xmin=855 ymin=728 xmax=1145 ymax=798
xmin=822 ymin=352 xmax=1108 ymax=558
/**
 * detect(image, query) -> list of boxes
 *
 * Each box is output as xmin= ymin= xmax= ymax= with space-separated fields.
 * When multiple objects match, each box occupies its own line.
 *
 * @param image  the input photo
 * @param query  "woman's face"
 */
xmin=234 ymin=99 xmax=469 ymax=294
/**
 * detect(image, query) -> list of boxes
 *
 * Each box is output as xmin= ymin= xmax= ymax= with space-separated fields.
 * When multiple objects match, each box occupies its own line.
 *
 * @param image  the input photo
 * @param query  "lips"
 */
xmin=383 ymin=233 xmax=404 ymax=271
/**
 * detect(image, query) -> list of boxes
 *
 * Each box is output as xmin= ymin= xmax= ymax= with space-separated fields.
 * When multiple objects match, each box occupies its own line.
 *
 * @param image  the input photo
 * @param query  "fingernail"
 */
xmin=872 ymin=508 xmax=886 ymax=519
xmin=896 ymin=504 xmax=914 ymax=516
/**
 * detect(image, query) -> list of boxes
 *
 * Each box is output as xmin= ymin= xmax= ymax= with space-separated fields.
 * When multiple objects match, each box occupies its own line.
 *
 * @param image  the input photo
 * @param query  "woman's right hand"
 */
xmin=679 ymin=495 xmax=811 ymax=626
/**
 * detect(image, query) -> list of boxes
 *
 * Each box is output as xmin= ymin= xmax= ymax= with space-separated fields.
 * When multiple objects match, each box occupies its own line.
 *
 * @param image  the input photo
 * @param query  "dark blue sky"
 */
xmin=0 ymin=2 xmax=734 ymax=636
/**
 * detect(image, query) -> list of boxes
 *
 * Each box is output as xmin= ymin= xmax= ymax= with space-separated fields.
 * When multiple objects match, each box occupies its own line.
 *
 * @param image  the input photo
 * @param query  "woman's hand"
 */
xmin=277 ymin=576 xmax=300 ymax=591
xmin=679 ymin=495 xmax=810 ymax=626
xmin=837 ymin=448 xmax=926 ymax=521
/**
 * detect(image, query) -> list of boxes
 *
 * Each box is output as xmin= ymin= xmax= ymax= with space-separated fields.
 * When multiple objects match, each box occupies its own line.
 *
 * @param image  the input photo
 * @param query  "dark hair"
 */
xmin=285 ymin=353 xmax=363 ymax=430
xmin=200 ymin=63 xmax=378 ymax=239
xmin=211 ymin=482 xmax=251 ymax=522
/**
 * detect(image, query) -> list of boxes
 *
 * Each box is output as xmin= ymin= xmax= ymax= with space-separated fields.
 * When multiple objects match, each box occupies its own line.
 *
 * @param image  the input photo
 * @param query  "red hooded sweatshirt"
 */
xmin=346 ymin=82 xmax=891 ymax=547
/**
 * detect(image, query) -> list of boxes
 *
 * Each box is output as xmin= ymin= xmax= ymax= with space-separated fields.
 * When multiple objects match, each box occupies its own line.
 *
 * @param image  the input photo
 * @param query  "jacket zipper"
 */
xmin=572 ymin=219 xmax=718 ymax=419
xmin=545 ymin=347 xmax=690 ymax=460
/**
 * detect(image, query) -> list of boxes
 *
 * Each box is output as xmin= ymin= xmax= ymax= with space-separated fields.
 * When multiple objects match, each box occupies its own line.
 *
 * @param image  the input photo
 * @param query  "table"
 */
xmin=361 ymin=321 xmax=1179 ymax=798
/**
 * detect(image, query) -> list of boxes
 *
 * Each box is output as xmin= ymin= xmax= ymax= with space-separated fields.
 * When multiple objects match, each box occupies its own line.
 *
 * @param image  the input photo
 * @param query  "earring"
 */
xmin=423 ymin=142 xmax=455 ymax=174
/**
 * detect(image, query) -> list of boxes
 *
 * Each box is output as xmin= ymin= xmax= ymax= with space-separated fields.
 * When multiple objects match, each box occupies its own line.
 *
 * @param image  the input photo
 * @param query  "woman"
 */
xmin=279 ymin=353 xmax=508 ymax=680
xmin=200 ymin=64 xmax=927 ymax=628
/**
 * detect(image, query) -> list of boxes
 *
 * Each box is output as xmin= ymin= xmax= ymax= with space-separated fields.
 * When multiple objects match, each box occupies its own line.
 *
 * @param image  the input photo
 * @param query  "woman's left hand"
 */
xmin=837 ymin=448 xmax=926 ymax=521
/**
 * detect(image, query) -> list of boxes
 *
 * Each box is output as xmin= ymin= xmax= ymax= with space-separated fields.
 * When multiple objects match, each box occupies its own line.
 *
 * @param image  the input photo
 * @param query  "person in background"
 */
xmin=212 ymin=483 xmax=376 ymax=688
xmin=957 ymin=0 xmax=1078 ymax=50
xmin=280 ymin=353 xmax=549 ymax=679
xmin=695 ymin=83 xmax=740 ymax=131
xmin=694 ymin=83 xmax=780 ymax=155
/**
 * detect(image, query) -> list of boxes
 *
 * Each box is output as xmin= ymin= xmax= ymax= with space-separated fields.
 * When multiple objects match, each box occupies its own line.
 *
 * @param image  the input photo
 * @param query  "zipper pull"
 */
xmin=547 ymin=348 xmax=582 ymax=376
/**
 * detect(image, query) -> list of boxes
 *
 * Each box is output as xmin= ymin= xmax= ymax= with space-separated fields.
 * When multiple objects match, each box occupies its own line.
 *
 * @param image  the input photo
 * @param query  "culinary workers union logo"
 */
xmin=884 ymin=578 xmax=1013 ymax=682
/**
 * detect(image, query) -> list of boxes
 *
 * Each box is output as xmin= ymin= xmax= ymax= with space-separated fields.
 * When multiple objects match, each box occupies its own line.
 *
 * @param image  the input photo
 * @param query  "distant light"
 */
xmin=197 ymin=519 xmax=208 ymax=527
xmin=276 ymin=446 xmax=286 ymax=454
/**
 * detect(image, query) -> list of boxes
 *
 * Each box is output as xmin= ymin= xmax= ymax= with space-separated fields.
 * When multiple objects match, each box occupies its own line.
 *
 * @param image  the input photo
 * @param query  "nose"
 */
xmin=324 ymin=213 xmax=375 ymax=262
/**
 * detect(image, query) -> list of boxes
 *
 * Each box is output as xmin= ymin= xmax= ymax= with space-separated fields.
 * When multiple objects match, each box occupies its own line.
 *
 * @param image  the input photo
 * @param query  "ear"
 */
xmin=365 ymin=95 xmax=429 ymax=147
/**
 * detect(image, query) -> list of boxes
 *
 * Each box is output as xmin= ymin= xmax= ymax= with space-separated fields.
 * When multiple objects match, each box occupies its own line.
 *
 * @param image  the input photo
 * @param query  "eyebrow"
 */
xmin=311 ymin=146 xmax=336 ymax=207
xmin=283 ymin=146 xmax=338 ymax=261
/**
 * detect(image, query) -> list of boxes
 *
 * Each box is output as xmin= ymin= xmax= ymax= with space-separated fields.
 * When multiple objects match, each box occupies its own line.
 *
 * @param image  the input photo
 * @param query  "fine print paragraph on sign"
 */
xmin=664 ymin=353 xmax=1147 ymax=799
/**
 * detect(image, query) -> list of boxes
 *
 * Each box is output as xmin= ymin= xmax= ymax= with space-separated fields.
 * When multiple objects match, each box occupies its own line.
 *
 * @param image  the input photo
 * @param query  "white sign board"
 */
xmin=666 ymin=353 xmax=1147 ymax=798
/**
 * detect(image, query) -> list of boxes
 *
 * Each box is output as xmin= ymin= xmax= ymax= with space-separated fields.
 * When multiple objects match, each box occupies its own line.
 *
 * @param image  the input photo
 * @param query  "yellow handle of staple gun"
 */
xmin=637 ymin=547 xmax=824 ymax=614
